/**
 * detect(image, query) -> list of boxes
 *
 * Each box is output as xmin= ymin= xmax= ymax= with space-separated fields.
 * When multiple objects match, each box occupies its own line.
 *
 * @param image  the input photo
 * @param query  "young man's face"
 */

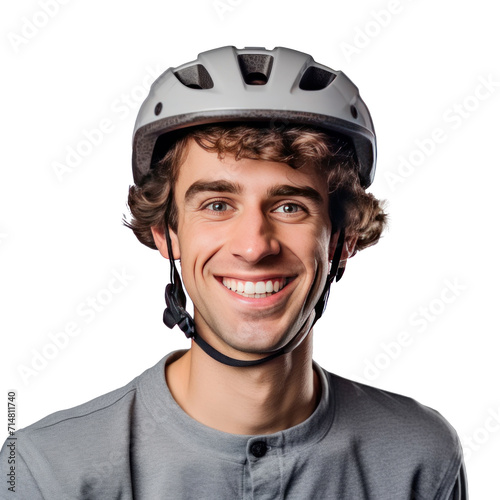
xmin=166 ymin=139 xmax=336 ymax=359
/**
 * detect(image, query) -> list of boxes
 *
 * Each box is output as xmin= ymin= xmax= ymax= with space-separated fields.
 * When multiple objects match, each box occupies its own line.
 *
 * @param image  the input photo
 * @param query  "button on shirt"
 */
xmin=249 ymin=440 xmax=267 ymax=458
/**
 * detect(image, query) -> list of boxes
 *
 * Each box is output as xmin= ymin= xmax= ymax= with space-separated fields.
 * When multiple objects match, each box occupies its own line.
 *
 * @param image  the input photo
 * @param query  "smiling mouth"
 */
xmin=221 ymin=277 xmax=292 ymax=299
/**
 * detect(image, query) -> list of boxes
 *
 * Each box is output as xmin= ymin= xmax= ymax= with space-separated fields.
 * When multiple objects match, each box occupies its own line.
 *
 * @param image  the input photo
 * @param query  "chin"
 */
xmin=223 ymin=325 xmax=300 ymax=355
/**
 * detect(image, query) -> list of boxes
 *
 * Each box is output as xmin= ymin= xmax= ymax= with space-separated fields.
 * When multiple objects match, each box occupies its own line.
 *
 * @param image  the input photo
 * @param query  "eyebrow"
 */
xmin=184 ymin=180 xmax=242 ymax=203
xmin=267 ymin=185 xmax=323 ymax=204
xmin=183 ymin=179 xmax=323 ymax=205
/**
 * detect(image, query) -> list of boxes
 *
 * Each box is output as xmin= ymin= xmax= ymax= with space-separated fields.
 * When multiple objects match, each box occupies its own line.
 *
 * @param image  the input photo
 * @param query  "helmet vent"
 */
xmin=238 ymin=54 xmax=274 ymax=85
xmin=299 ymin=66 xmax=336 ymax=91
xmin=174 ymin=64 xmax=214 ymax=89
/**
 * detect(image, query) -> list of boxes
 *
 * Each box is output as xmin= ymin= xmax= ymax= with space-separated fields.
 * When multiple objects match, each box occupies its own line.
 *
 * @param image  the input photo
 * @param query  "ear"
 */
xmin=151 ymin=226 xmax=181 ymax=260
xmin=329 ymin=231 xmax=358 ymax=263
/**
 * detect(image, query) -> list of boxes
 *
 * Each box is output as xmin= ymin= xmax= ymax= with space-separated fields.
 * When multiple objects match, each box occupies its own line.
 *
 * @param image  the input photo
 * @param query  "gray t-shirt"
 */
xmin=1 ymin=351 xmax=466 ymax=499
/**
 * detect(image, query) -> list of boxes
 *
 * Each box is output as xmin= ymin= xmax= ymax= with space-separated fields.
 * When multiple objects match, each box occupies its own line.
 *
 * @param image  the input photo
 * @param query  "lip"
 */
xmin=215 ymin=275 xmax=297 ymax=307
xmin=216 ymin=274 xmax=296 ymax=282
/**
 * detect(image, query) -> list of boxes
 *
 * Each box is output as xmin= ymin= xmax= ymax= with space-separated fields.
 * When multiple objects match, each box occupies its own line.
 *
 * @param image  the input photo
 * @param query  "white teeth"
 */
xmin=222 ymin=277 xmax=289 ymax=298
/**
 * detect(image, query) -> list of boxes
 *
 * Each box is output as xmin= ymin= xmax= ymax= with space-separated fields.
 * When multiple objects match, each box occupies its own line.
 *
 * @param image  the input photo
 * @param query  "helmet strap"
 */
xmin=312 ymin=228 xmax=345 ymax=326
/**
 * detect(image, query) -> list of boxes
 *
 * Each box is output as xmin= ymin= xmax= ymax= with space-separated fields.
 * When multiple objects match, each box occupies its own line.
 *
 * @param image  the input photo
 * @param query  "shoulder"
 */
xmin=20 ymin=372 xmax=140 ymax=440
xmin=327 ymin=371 xmax=462 ymax=452
xmin=15 ymin=352 xmax=178 ymax=440
xmin=0 ymin=355 xmax=171 ymax=499
xmin=321 ymin=369 xmax=465 ymax=498
xmin=0 ymin=381 xmax=140 ymax=499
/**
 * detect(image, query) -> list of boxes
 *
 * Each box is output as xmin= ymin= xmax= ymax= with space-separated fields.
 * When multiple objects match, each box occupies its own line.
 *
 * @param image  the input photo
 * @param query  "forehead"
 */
xmin=175 ymin=139 xmax=329 ymax=196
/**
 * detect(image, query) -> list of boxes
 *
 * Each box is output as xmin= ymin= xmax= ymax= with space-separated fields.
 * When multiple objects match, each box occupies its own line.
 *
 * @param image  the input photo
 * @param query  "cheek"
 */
xmin=177 ymin=223 xmax=225 ymax=276
xmin=304 ymin=225 xmax=331 ymax=260
xmin=280 ymin=228 xmax=330 ymax=282
xmin=313 ymin=232 xmax=333 ymax=281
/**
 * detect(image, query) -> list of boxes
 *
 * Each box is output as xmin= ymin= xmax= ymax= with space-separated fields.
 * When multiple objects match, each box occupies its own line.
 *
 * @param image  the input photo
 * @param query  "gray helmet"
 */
xmin=132 ymin=45 xmax=376 ymax=187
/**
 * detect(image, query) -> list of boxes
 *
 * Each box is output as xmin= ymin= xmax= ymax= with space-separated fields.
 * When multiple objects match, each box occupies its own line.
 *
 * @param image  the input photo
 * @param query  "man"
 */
xmin=1 ymin=46 xmax=466 ymax=499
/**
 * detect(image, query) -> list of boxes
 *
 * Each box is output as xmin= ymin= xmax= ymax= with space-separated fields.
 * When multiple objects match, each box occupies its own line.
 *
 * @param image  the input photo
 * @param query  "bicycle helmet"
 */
xmin=132 ymin=45 xmax=376 ymax=187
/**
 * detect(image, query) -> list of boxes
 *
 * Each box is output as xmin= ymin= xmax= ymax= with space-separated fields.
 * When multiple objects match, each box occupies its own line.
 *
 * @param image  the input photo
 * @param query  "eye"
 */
xmin=273 ymin=203 xmax=302 ymax=214
xmin=205 ymin=201 xmax=229 ymax=212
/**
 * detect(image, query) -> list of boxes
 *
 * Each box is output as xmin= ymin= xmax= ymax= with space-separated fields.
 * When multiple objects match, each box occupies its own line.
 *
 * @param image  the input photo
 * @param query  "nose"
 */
xmin=228 ymin=209 xmax=281 ymax=264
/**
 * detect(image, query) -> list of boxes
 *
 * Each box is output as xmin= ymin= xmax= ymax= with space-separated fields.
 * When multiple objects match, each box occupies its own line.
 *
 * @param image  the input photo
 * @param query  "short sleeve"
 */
xmin=0 ymin=439 xmax=44 ymax=500
xmin=447 ymin=463 xmax=468 ymax=500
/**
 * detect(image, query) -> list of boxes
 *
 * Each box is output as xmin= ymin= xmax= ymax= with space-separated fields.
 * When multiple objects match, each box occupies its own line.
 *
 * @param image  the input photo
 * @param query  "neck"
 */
xmin=165 ymin=334 xmax=318 ymax=435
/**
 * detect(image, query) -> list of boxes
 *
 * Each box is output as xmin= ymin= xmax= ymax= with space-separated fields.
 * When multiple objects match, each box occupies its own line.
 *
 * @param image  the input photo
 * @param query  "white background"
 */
xmin=2 ymin=0 xmax=499 ymax=497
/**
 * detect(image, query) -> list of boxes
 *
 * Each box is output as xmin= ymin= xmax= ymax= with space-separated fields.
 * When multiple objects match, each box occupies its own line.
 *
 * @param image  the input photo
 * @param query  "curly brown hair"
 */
xmin=125 ymin=124 xmax=387 ymax=253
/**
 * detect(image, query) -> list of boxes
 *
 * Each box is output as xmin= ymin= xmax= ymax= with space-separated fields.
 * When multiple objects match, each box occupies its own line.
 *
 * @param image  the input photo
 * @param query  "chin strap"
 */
xmin=161 ymin=194 xmax=345 ymax=367
xmin=193 ymin=333 xmax=288 ymax=367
